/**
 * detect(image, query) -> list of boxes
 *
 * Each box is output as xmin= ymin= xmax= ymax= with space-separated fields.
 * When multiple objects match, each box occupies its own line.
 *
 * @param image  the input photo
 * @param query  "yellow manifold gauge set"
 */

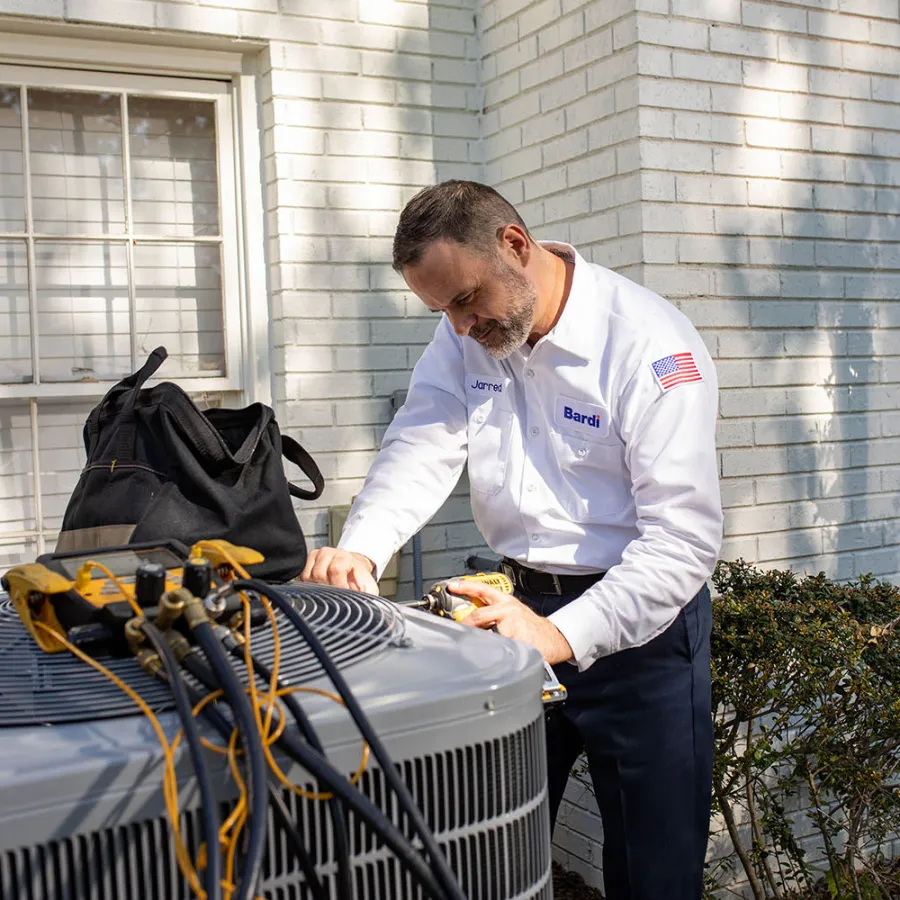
xmin=2 ymin=539 xmax=262 ymax=654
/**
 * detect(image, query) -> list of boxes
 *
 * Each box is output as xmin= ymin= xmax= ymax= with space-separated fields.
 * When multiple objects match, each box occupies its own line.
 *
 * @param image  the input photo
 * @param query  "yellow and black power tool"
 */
xmin=412 ymin=571 xmax=514 ymax=622
xmin=1 ymin=539 xmax=262 ymax=654
xmin=408 ymin=572 xmax=567 ymax=707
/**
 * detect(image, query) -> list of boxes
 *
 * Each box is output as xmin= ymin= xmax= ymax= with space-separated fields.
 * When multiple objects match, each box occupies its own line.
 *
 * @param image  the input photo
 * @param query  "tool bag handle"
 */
xmin=82 ymin=347 xmax=168 ymax=460
xmin=114 ymin=347 xmax=169 ymax=461
xmin=282 ymin=435 xmax=325 ymax=500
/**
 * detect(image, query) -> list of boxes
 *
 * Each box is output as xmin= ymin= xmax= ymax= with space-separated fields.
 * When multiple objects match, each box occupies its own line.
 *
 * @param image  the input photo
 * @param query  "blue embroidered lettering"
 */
xmin=563 ymin=405 xmax=602 ymax=428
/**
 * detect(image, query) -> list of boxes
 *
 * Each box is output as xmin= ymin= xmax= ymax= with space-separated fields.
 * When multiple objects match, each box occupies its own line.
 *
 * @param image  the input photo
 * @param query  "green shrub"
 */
xmin=709 ymin=561 xmax=900 ymax=900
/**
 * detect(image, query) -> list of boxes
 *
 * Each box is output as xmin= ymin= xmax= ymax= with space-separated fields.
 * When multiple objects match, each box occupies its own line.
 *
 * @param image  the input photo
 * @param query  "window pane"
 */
xmin=35 ymin=241 xmax=131 ymax=382
xmin=38 ymin=400 xmax=91 ymax=534
xmin=134 ymin=242 xmax=224 ymax=376
xmin=0 ymin=401 xmax=35 ymax=537
xmin=28 ymin=89 xmax=125 ymax=235
xmin=0 ymin=539 xmax=37 ymax=570
xmin=0 ymin=86 xmax=24 ymax=232
xmin=0 ymin=240 xmax=31 ymax=383
xmin=129 ymin=96 xmax=219 ymax=237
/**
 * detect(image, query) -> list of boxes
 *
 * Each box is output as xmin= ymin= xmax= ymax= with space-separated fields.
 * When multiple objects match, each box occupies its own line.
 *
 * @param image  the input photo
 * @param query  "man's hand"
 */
xmin=301 ymin=547 xmax=380 ymax=595
xmin=447 ymin=580 xmax=574 ymax=665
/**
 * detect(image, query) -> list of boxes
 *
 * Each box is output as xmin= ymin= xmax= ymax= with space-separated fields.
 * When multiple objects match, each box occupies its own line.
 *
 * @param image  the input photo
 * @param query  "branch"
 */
xmin=745 ymin=718 xmax=783 ymax=898
xmin=805 ymin=766 xmax=843 ymax=888
xmin=715 ymin=776 xmax=767 ymax=900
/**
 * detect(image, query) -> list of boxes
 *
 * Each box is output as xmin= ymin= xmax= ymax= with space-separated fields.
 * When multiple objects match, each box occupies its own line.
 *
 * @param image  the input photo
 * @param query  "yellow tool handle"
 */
xmin=4 ymin=563 xmax=74 ymax=596
xmin=450 ymin=572 xmax=513 ymax=622
xmin=189 ymin=539 xmax=264 ymax=572
xmin=3 ymin=564 xmax=73 ymax=653
xmin=458 ymin=571 xmax=514 ymax=594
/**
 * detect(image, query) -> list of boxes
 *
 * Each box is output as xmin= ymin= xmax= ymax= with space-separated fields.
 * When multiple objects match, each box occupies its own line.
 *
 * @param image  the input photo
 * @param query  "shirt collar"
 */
xmin=538 ymin=241 xmax=597 ymax=362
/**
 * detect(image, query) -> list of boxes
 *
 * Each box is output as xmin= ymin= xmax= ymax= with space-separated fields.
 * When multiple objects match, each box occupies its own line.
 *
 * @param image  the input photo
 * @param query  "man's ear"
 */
xmin=497 ymin=224 xmax=531 ymax=267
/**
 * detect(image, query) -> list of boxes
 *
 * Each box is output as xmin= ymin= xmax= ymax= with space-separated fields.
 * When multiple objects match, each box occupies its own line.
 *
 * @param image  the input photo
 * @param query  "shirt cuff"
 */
xmin=336 ymin=529 xmax=396 ymax=582
xmin=548 ymin=599 xmax=610 ymax=672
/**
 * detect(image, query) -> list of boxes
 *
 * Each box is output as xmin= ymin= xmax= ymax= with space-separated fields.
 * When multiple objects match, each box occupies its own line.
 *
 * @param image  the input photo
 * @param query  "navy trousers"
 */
xmin=523 ymin=585 xmax=713 ymax=900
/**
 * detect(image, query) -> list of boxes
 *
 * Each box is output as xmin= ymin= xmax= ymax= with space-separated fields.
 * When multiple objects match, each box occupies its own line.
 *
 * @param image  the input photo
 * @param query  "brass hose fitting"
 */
xmin=136 ymin=647 xmax=162 ymax=677
xmin=227 ymin=611 xmax=246 ymax=637
xmin=155 ymin=590 xmax=185 ymax=631
xmin=125 ymin=617 xmax=147 ymax=656
xmin=177 ymin=588 xmax=209 ymax=630
xmin=165 ymin=630 xmax=193 ymax=663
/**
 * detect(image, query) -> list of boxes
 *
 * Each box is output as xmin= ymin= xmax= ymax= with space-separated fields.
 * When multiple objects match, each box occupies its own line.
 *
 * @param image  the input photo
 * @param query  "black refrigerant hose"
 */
xmin=189 ymin=618 xmax=269 ymax=900
xmin=231 ymin=579 xmax=466 ymax=900
xmin=181 ymin=634 xmax=354 ymax=898
xmin=272 ymin=727 xmax=450 ymax=900
xmin=232 ymin=643 xmax=353 ymax=900
xmin=139 ymin=621 xmax=222 ymax=900
xmin=180 ymin=645 xmax=449 ymax=899
xmin=177 ymin=677 xmax=329 ymax=900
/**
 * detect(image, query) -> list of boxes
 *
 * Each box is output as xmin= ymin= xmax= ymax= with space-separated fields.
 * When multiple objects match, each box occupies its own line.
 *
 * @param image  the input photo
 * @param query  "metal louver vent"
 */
xmin=0 ymin=719 xmax=551 ymax=900
xmin=0 ymin=585 xmax=405 ymax=727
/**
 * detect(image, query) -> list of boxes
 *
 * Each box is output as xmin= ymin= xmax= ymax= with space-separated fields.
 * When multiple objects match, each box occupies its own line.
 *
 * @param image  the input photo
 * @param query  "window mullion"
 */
xmin=121 ymin=91 xmax=137 ymax=373
xmin=29 ymin=397 xmax=44 ymax=556
xmin=20 ymin=85 xmax=40 ymax=388
xmin=215 ymin=89 xmax=244 ymax=396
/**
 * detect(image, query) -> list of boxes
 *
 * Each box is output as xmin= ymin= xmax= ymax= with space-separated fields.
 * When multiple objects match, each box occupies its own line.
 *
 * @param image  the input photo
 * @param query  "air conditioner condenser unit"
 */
xmin=0 ymin=583 xmax=552 ymax=900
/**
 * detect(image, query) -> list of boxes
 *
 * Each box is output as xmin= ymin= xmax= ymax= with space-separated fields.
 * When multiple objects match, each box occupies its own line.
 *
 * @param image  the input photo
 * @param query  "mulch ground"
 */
xmin=552 ymin=861 xmax=605 ymax=899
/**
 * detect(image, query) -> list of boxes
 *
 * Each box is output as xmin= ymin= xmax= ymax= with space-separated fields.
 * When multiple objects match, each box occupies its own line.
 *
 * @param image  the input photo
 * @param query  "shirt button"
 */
xmin=525 ymin=369 xmax=535 ymax=378
xmin=530 ymin=426 xmax=540 ymax=436
xmin=526 ymin=483 xmax=535 ymax=492
xmin=576 ymin=447 xmax=587 ymax=458
xmin=531 ymin=533 xmax=539 ymax=542
xmin=474 ymin=413 xmax=485 ymax=424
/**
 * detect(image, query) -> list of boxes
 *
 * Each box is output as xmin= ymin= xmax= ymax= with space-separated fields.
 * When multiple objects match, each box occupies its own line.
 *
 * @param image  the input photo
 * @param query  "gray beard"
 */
xmin=471 ymin=264 xmax=537 ymax=359
xmin=475 ymin=309 xmax=532 ymax=359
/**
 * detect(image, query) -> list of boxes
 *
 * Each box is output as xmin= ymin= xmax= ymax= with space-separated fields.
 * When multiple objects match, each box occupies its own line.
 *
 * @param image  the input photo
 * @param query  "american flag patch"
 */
xmin=651 ymin=352 xmax=703 ymax=391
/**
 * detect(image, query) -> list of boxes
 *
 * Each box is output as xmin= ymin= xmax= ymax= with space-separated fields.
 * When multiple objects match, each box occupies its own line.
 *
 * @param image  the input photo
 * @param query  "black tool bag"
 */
xmin=57 ymin=347 xmax=324 ymax=582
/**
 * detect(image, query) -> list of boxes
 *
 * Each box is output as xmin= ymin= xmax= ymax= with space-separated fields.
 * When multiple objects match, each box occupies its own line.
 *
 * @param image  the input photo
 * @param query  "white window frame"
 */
xmin=0 ymin=64 xmax=242 ymax=398
xmin=0 ymin=31 xmax=271 ymax=404
xmin=0 ymin=34 xmax=271 ymax=558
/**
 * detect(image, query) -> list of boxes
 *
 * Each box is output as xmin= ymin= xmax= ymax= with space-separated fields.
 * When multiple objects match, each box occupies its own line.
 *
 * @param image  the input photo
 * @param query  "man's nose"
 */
xmin=447 ymin=309 xmax=476 ymax=337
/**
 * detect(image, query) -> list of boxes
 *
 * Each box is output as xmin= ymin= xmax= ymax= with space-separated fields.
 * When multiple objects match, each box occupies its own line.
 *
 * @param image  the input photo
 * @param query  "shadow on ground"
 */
xmin=552 ymin=862 xmax=605 ymax=899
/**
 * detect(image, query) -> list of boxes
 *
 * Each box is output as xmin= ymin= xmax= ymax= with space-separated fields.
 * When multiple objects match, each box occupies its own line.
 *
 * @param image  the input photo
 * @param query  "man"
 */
xmin=302 ymin=180 xmax=723 ymax=900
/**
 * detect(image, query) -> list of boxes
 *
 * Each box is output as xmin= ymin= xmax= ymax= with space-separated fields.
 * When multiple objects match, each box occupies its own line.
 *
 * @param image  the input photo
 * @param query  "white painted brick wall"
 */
xmin=276 ymin=0 xmax=477 ymax=593
xmin=631 ymin=0 xmax=900 ymax=597
xmin=481 ymin=0 xmax=641 ymax=258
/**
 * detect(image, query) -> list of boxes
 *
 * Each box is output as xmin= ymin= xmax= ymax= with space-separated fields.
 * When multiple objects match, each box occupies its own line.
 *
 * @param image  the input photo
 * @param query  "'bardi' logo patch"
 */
xmin=554 ymin=396 xmax=610 ymax=439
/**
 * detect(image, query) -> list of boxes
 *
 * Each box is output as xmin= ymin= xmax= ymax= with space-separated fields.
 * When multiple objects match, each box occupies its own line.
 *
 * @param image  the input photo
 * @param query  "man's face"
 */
xmin=402 ymin=239 xmax=537 ymax=359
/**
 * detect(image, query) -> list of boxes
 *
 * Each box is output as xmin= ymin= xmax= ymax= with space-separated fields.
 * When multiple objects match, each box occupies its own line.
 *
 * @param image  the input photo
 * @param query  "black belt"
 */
xmin=500 ymin=558 xmax=606 ymax=596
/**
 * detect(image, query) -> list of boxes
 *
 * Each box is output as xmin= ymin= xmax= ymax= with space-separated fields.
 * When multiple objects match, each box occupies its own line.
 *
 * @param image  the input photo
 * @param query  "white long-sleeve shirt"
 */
xmin=338 ymin=242 xmax=723 ymax=671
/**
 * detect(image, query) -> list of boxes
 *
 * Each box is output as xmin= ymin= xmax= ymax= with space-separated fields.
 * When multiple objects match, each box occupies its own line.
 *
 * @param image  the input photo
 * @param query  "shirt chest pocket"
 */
xmin=466 ymin=376 xmax=513 ymax=496
xmin=550 ymin=410 xmax=632 ymax=521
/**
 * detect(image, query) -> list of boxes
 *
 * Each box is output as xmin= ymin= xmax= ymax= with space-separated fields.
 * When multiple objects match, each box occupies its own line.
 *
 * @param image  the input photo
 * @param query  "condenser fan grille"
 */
xmin=0 ymin=584 xmax=405 ymax=727
xmin=0 ymin=718 xmax=551 ymax=900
